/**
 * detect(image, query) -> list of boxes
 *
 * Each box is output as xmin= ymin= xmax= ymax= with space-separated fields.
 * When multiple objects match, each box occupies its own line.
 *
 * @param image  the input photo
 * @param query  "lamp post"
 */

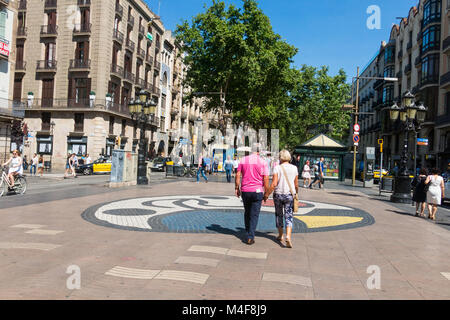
xmin=388 ymin=91 xmax=427 ymax=203
xmin=50 ymin=121 xmax=55 ymax=172
xmin=128 ymin=90 xmax=158 ymax=185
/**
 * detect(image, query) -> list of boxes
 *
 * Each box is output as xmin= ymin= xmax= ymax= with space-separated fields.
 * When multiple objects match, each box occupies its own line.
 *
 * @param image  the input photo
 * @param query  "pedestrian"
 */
xmin=196 ymin=154 xmax=208 ymax=183
xmin=301 ymin=160 xmax=312 ymax=188
xmin=412 ymin=168 xmax=428 ymax=217
xmin=70 ymin=154 xmax=78 ymax=178
xmin=23 ymin=155 xmax=28 ymax=171
xmin=311 ymin=157 xmax=325 ymax=189
xmin=64 ymin=154 xmax=71 ymax=179
xmin=2 ymin=150 xmax=23 ymax=188
xmin=235 ymin=143 xmax=269 ymax=245
xmin=233 ymin=157 xmax=239 ymax=176
xmin=37 ymin=155 xmax=44 ymax=177
xmin=264 ymin=150 xmax=298 ymax=248
xmin=30 ymin=153 xmax=38 ymax=176
xmin=85 ymin=154 xmax=92 ymax=165
xmin=425 ymin=168 xmax=445 ymax=221
xmin=213 ymin=158 xmax=219 ymax=175
xmin=225 ymin=156 xmax=234 ymax=183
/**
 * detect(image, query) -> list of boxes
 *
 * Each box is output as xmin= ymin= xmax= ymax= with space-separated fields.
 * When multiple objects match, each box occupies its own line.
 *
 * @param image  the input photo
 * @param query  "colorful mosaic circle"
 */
xmin=82 ymin=196 xmax=375 ymax=234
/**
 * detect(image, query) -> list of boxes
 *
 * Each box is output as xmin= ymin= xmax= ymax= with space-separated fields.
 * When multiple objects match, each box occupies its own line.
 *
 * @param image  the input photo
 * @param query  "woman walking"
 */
xmin=265 ymin=150 xmax=299 ymax=248
xmin=37 ymin=155 xmax=45 ymax=177
xmin=425 ymin=168 xmax=445 ymax=221
xmin=301 ymin=160 xmax=312 ymax=188
xmin=412 ymin=168 xmax=428 ymax=217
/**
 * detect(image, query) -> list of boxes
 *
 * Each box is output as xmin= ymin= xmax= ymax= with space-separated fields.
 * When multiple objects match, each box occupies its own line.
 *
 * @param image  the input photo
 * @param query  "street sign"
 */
xmin=417 ymin=138 xmax=429 ymax=146
xmin=378 ymin=139 xmax=384 ymax=153
xmin=354 ymin=124 xmax=360 ymax=132
xmin=342 ymin=104 xmax=354 ymax=110
xmin=366 ymin=147 xmax=376 ymax=160
xmin=353 ymin=135 xmax=360 ymax=145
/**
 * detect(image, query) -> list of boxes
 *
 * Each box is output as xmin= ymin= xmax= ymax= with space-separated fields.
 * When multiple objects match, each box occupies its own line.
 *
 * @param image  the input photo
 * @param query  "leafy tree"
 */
xmin=175 ymin=0 xmax=297 ymax=132
xmin=282 ymin=66 xmax=351 ymax=150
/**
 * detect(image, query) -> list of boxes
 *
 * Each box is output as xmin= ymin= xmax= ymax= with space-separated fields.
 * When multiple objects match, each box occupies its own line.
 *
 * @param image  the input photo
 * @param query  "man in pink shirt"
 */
xmin=235 ymin=144 xmax=270 ymax=245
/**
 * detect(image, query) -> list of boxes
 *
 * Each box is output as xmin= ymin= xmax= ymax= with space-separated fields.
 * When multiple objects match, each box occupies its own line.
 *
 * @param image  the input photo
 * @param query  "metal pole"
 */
xmin=352 ymin=67 xmax=360 ymax=186
xmin=379 ymin=149 xmax=383 ymax=196
xmin=414 ymin=131 xmax=417 ymax=176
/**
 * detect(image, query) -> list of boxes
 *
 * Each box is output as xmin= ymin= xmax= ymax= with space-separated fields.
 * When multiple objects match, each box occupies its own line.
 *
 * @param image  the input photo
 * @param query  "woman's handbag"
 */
xmin=280 ymin=165 xmax=299 ymax=213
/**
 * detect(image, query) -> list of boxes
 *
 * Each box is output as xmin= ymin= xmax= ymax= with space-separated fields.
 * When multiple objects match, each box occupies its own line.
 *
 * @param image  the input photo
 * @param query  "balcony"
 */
xmin=406 ymin=41 xmax=412 ymax=51
xmin=155 ymin=40 xmax=161 ymax=50
xmin=415 ymin=56 xmax=422 ymax=67
xmin=113 ymin=29 xmax=124 ymax=45
xmin=125 ymin=38 xmax=135 ymax=52
xmin=440 ymin=71 xmax=450 ymax=89
xmin=137 ymin=48 xmax=145 ymax=60
xmin=145 ymin=54 xmax=153 ymax=66
xmin=111 ymin=64 xmax=123 ymax=78
xmin=135 ymin=78 xmax=146 ymax=88
xmin=152 ymin=86 xmax=160 ymax=96
xmin=18 ymin=0 xmax=26 ymax=11
xmin=73 ymin=23 xmax=91 ymax=35
xmin=420 ymin=75 xmax=439 ymax=89
xmin=127 ymin=15 xmax=134 ymax=28
xmin=69 ymin=59 xmax=91 ymax=71
xmin=123 ymin=70 xmax=135 ymax=84
xmin=36 ymin=60 xmax=57 ymax=72
xmin=0 ymin=0 xmax=9 ymax=7
xmin=17 ymin=26 xmax=27 ymax=39
xmin=373 ymin=79 xmax=385 ymax=90
xmin=15 ymin=60 xmax=26 ymax=73
xmin=40 ymin=25 xmax=58 ymax=37
xmin=44 ymin=0 xmax=57 ymax=10
xmin=77 ymin=0 xmax=90 ymax=6
xmin=115 ymin=3 xmax=123 ymax=18
xmin=139 ymin=25 xmax=145 ymax=37
xmin=404 ymin=64 xmax=412 ymax=74
xmin=154 ymin=60 xmax=161 ymax=71
xmin=444 ymin=36 xmax=450 ymax=54
xmin=397 ymin=50 xmax=403 ymax=59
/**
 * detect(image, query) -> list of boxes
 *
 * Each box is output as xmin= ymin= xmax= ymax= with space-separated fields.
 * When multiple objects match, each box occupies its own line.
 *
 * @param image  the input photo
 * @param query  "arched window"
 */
xmin=162 ymin=72 xmax=168 ymax=86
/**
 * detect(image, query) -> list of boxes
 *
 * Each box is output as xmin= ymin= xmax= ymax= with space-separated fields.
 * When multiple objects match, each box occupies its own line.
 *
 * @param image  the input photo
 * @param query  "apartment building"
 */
xmin=10 ymin=0 xmax=208 ymax=171
xmin=0 ymin=0 xmax=21 ymax=163
xmin=356 ymin=0 xmax=449 ymax=171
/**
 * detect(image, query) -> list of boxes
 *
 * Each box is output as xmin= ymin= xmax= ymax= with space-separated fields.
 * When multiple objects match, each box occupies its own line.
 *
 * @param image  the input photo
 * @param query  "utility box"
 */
xmin=364 ymin=147 xmax=375 ymax=188
xmin=110 ymin=150 xmax=138 ymax=188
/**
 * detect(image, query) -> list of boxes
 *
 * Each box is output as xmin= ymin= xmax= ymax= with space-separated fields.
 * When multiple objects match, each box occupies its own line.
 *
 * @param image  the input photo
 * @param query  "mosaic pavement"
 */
xmin=82 ymin=196 xmax=375 ymax=233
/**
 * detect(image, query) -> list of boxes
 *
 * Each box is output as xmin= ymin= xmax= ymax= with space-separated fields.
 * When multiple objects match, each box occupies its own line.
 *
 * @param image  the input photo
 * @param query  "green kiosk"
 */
xmin=294 ymin=134 xmax=347 ymax=182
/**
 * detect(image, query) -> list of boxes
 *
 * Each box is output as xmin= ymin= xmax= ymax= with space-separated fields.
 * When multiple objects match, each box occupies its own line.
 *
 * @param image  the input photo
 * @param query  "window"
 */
xmin=422 ymin=25 xmax=440 ymax=53
xmin=384 ymin=65 xmax=395 ymax=78
xmin=109 ymin=116 xmax=115 ymax=135
xmin=384 ymin=46 xmax=395 ymax=65
xmin=74 ymin=113 xmax=84 ymax=132
xmin=382 ymin=85 xmax=394 ymax=105
xmin=42 ymin=112 xmax=51 ymax=131
xmin=121 ymin=119 xmax=126 ymax=136
xmin=421 ymin=53 xmax=440 ymax=83
xmin=0 ymin=10 xmax=7 ymax=40
xmin=75 ymin=78 xmax=89 ymax=103
xmin=423 ymin=0 xmax=441 ymax=28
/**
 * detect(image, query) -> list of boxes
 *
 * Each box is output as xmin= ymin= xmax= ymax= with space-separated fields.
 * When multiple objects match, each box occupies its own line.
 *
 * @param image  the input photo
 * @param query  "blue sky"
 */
xmin=145 ymin=0 xmax=417 ymax=80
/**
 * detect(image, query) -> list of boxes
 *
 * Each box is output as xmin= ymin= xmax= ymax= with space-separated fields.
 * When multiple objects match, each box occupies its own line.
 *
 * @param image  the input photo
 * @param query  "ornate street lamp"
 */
xmin=388 ymin=91 xmax=428 ymax=203
xmin=128 ymin=90 xmax=158 ymax=185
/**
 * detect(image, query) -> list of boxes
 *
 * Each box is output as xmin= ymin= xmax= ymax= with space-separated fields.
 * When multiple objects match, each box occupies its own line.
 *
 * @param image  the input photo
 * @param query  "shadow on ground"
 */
xmin=206 ymin=224 xmax=285 ymax=248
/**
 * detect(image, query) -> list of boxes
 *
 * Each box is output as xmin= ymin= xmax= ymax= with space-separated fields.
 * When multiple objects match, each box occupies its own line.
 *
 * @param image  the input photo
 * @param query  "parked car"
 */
xmin=149 ymin=157 xmax=173 ymax=172
xmin=76 ymin=156 xmax=111 ymax=175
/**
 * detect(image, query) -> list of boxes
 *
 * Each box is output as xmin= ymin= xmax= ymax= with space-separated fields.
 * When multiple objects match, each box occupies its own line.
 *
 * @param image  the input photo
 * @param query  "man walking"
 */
xmin=235 ymin=144 xmax=269 ymax=245
xmin=197 ymin=154 xmax=208 ymax=183
xmin=311 ymin=157 xmax=325 ymax=189
xmin=30 ymin=153 xmax=38 ymax=176
xmin=225 ymin=156 xmax=233 ymax=183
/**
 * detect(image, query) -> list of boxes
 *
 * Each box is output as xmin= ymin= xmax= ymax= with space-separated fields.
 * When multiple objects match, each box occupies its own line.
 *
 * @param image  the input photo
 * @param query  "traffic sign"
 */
xmin=353 ymin=135 xmax=360 ymax=144
xmin=378 ymin=139 xmax=384 ymax=145
xmin=417 ymin=138 xmax=428 ymax=146
xmin=354 ymin=124 xmax=360 ymax=132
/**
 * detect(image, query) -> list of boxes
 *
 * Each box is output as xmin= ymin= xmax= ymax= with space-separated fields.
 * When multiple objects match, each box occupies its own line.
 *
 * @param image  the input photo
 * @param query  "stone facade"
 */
xmin=10 ymin=0 xmax=214 ymax=172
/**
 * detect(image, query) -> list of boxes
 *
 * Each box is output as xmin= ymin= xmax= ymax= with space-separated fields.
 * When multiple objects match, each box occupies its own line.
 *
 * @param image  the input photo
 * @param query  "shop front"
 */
xmin=294 ymin=134 xmax=347 ymax=182
xmin=67 ymin=136 xmax=87 ymax=156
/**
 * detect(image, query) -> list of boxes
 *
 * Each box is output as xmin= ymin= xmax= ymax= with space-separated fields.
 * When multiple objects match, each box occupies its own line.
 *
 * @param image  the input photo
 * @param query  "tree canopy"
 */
xmin=175 ymin=0 xmax=351 ymax=150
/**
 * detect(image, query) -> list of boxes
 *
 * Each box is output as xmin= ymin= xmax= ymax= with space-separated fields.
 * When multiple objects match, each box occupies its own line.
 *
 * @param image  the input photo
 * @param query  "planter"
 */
xmin=89 ymin=95 xmax=96 ymax=108
xmin=27 ymin=94 xmax=34 ymax=108
xmin=106 ymin=96 xmax=112 ymax=109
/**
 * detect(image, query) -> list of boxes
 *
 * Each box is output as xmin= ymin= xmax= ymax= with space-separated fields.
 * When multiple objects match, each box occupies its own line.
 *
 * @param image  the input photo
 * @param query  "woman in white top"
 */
xmin=264 ymin=150 xmax=299 ymax=248
xmin=425 ymin=168 xmax=445 ymax=221
xmin=302 ymin=160 xmax=312 ymax=188
xmin=2 ymin=150 xmax=23 ymax=187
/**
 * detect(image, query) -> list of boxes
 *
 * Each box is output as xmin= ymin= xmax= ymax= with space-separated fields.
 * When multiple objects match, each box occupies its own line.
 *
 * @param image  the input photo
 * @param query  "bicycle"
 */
xmin=183 ymin=165 xmax=197 ymax=178
xmin=0 ymin=166 xmax=27 ymax=197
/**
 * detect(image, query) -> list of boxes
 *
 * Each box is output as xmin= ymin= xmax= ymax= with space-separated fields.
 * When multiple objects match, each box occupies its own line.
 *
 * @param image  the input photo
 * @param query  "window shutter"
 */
xmin=0 ymin=11 xmax=7 ymax=40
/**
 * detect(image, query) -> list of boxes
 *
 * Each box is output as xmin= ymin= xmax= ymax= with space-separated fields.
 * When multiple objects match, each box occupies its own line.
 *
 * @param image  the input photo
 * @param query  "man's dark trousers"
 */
xmin=241 ymin=192 xmax=263 ymax=241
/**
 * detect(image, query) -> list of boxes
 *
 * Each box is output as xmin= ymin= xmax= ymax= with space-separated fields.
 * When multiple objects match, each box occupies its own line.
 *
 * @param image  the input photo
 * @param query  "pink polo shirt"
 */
xmin=237 ymin=153 xmax=269 ymax=193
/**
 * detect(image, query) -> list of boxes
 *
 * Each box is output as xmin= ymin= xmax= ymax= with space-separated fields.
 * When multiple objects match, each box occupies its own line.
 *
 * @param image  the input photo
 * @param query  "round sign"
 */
xmin=353 ymin=135 xmax=360 ymax=143
xmin=354 ymin=124 xmax=360 ymax=132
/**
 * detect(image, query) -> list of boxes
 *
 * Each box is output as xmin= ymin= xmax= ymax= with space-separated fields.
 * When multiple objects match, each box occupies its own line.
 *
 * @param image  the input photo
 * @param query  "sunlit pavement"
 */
xmin=0 ymin=178 xmax=449 ymax=300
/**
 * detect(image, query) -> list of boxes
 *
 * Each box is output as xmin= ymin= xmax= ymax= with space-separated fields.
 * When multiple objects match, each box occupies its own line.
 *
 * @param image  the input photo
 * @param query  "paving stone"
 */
xmin=105 ymin=266 xmax=160 ymax=280
xmin=10 ymin=224 xmax=46 ymax=229
xmin=25 ymin=230 xmax=65 ymax=235
xmin=154 ymin=270 xmax=210 ymax=285
xmin=227 ymin=249 xmax=267 ymax=260
xmin=174 ymin=256 xmax=220 ymax=267
xmin=188 ymin=245 xmax=229 ymax=255
xmin=262 ymin=272 xmax=313 ymax=287
xmin=0 ymin=242 xmax=61 ymax=251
